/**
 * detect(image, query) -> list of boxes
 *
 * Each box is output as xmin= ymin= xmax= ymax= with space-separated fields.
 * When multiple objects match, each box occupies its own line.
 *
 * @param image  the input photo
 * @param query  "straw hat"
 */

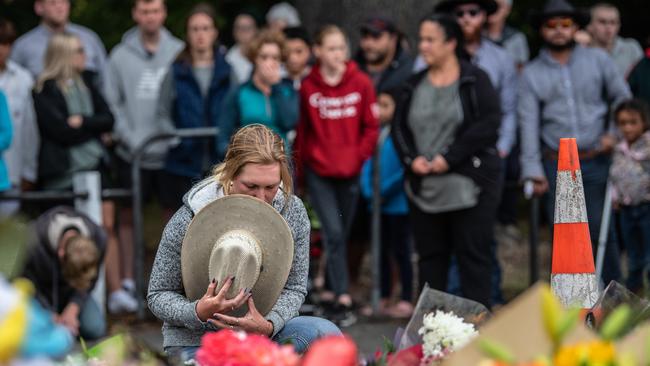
xmin=180 ymin=194 xmax=294 ymax=317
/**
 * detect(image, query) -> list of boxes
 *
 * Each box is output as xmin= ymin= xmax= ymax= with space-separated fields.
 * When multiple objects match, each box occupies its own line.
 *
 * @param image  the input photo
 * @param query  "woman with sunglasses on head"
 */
xmin=391 ymin=14 xmax=501 ymax=308
xmin=33 ymin=32 xmax=114 ymax=192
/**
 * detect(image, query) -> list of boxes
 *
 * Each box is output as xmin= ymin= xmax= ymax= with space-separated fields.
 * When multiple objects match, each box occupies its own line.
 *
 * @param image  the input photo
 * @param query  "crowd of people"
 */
xmin=1 ymin=0 xmax=650 ymax=345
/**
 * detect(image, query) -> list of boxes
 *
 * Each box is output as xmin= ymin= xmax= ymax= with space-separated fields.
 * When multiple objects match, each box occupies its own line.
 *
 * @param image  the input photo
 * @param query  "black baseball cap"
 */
xmin=360 ymin=16 xmax=398 ymax=36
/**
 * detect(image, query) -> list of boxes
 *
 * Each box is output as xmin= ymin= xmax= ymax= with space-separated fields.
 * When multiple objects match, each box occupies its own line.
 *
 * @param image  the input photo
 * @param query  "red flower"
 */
xmin=302 ymin=336 xmax=358 ymax=366
xmin=196 ymin=330 xmax=299 ymax=366
xmin=387 ymin=345 xmax=423 ymax=366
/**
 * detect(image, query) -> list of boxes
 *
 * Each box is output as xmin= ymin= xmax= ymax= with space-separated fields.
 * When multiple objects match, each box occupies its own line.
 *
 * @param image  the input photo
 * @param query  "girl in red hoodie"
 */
xmin=294 ymin=25 xmax=379 ymax=326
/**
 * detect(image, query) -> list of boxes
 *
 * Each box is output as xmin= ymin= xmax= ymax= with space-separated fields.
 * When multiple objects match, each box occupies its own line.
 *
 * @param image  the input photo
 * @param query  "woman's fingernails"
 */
xmin=213 ymin=313 xmax=221 ymax=318
xmin=211 ymin=278 xmax=216 ymax=284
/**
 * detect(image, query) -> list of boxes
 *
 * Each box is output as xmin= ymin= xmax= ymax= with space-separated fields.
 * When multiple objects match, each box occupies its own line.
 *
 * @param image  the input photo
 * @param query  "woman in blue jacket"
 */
xmin=0 ymin=91 xmax=13 ymax=193
xmin=360 ymin=90 xmax=413 ymax=318
xmin=157 ymin=3 xmax=232 ymax=214
xmin=217 ymin=29 xmax=298 ymax=157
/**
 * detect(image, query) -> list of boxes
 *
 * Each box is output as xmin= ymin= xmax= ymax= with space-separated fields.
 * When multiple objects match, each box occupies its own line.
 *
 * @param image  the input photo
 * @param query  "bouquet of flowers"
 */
xmin=475 ymin=284 xmax=647 ymax=366
xmin=195 ymin=329 xmax=300 ymax=366
xmin=419 ymin=310 xmax=478 ymax=364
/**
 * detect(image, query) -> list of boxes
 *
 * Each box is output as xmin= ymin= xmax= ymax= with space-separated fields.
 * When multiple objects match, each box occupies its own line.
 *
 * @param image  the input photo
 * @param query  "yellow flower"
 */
xmin=553 ymin=341 xmax=615 ymax=366
xmin=586 ymin=341 xmax=615 ymax=364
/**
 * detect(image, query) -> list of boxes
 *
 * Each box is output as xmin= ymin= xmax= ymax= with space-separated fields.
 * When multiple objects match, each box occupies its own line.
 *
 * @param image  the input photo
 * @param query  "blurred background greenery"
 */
xmin=0 ymin=0 xmax=647 ymax=55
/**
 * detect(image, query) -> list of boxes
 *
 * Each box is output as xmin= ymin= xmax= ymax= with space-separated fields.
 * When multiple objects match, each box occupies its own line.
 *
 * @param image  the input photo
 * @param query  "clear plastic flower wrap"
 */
xmin=586 ymin=281 xmax=650 ymax=334
xmin=396 ymin=283 xmax=490 ymax=351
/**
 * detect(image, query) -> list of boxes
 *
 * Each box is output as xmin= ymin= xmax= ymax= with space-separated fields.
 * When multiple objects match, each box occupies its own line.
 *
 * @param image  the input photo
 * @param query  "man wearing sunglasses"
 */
xmin=519 ymin=0 xmax=631 ymax=284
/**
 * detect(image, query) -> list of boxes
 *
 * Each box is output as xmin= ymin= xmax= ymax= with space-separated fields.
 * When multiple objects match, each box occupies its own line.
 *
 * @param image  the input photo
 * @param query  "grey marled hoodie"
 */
xmin=147 ymin=178 xmax=310 ymax=348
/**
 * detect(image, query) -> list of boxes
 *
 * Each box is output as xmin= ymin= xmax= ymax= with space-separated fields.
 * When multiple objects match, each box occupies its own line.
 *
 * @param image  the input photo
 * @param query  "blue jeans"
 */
xmin=543 ymin=155 xmax=621 ymax=285
xmin=78 ymin=297 xmax=106 ymax=340
xmin=165 ymin=316 xmax=341 ymax=362
xmin=619 ymin=203 xmax=650 ymax=291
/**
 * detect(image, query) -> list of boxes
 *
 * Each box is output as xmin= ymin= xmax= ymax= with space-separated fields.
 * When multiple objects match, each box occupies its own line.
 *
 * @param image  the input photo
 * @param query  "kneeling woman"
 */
xmin=148 ymin=124 xmax=340 ymax=361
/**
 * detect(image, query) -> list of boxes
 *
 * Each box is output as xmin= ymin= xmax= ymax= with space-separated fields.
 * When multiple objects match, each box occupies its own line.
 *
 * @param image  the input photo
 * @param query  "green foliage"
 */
xmin=0 ymin=0 xmax=279 ymax=51
xmin=600 ymin=304 xmax=633 ymax=341
xmin=0 ymin=217 xmax=29 ymax=279
xmin=478 ymin=338 xmax=516 ymax=364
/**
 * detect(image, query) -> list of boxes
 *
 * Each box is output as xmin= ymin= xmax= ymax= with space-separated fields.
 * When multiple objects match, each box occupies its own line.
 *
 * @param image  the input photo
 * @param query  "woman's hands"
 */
xmin=195 ymin=276 xmax=251 ymax=322
xmin=67 ymin=115 xmax=83 ymax=129
xmin=208 ymin=296 xmax=274 ymax=336
xmin=411 ymin=154 xmax=449 ymax=175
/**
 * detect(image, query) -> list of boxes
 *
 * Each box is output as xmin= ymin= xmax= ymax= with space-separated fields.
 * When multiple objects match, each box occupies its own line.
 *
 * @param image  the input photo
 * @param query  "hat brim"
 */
xmin=181 ymin=194 xmax=294 ymax=317
xmin=435 ymin=0 xmax=499 ymax=16
xmin=530 ymin=10 xmax=590 ymax=29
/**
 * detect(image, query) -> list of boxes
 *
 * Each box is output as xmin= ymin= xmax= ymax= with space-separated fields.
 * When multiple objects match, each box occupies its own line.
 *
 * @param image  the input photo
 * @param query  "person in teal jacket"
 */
xmin=218 ymin=30 xmax=298 ymax=157
xmin=0 ymin=91 xmax=14 ymax=193
xmin=359 ymin=90 xmax=413 ymax=318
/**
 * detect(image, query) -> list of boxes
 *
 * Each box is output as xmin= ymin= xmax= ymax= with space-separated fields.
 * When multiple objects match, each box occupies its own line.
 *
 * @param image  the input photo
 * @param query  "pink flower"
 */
xmin=302 ymin=336 xmax=358 ymax=366
xmin=196 ymin=330 xmax=299 ymax=366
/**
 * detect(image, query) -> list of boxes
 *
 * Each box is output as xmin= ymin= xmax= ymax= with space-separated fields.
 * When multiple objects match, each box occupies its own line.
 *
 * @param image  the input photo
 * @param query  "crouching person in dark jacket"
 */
xmin=22 ymin=206 xmax=107 ymax=340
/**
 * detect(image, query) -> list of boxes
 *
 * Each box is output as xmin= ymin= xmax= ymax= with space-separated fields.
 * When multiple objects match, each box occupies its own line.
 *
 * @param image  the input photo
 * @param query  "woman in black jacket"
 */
xmin=391 ymin=14 xmax=502 ymax=307
xmin=33 ymin=32 xmax=114 ymax=190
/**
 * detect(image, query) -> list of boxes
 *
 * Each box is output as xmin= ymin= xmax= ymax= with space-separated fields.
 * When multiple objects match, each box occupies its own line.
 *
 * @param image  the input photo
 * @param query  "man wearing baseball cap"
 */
xmin=355 ymin=16 xmax=414 ymax=93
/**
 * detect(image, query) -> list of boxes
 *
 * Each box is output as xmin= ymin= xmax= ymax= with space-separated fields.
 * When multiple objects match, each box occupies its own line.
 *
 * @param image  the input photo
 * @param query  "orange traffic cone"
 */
xmin=550 ymin=138 xmax=600 ymax=308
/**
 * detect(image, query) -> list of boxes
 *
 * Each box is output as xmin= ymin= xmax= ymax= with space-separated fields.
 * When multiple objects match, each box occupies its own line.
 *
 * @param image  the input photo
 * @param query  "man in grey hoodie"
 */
xmin=103 ymin=0 xmax=183 ymax=314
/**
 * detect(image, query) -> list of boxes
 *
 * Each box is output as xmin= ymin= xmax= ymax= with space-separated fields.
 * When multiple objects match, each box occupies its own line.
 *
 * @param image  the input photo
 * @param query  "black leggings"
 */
xmin=380 ymin=214 xmax=414 ymax=301
xmin=409 ymin=190 xmax=499 ymax=308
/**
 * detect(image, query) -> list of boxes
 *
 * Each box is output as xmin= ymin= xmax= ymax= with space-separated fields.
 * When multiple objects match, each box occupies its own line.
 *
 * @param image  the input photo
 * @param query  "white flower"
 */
xmin=418 ymin=310 xmax=478 ymax=360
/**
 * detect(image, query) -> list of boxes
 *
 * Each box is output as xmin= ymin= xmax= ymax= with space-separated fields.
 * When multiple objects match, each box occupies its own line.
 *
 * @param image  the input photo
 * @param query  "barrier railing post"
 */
xmin=131 ymin=127 xmax=218 ymax=319
xmin=73 ymin=171 xmax=105 ymax=314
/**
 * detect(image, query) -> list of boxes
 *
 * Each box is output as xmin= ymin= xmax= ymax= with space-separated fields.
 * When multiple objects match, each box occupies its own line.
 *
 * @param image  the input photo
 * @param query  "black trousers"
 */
xmin=409 ymin=189 xmax=500 ymax=308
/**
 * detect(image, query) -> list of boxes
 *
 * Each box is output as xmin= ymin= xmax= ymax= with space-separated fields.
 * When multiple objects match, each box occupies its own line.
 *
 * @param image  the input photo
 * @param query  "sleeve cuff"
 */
xmin=185 ymin=300 xmax=209 ymax=330
xmin=521 ymin=162 xmax=545 ymax=181
xmin=265 ymin=310 xmax=285 ymax=338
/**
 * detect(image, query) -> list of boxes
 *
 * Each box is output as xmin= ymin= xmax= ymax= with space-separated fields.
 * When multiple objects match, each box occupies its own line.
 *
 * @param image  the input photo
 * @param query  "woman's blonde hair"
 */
xmin=213 ymin=124 xmax=293 ymax=200
xmin=61 ymin=235 xmax=100 ymax=291
xmin=35 ymin=32 xmax=83 ymax=92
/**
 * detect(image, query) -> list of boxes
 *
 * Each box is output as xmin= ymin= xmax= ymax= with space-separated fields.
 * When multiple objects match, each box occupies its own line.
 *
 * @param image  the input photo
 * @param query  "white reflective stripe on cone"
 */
xmin=554 ymin=170 xmax=589 ymax=224
xmin=551 ymin=273 xmax=600 ymax=308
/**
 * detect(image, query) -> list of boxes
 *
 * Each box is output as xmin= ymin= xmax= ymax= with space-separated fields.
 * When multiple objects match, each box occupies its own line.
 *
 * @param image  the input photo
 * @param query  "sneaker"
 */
xmin=108 ymin=289 xmax=138 ymax=314
xmin=121 ymin=279 xmax=136 ymax=296
xmin=328 ymin=303 xmax=357 ymax=328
